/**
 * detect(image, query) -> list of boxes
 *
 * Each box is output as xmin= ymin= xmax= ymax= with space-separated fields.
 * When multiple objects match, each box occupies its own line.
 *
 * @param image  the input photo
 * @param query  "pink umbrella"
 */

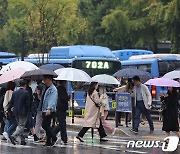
xmin=0 ymin=68 xmax=26 ymax=84
xmin=145 ymin=78 xmax=180 ymax=87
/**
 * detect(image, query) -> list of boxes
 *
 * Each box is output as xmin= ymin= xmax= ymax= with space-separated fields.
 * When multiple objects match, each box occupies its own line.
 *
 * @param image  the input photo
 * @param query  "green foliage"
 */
xmin=0 ymin=0 xmax=179 ymax=55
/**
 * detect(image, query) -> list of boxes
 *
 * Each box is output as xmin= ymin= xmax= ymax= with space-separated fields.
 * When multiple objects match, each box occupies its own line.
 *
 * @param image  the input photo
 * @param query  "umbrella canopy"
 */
xmin=21 ymin=69 xmax=58 ymax=80
xmin=54 ymin=68 xmax=91 ymax=82
xmin=113 ymin=68 xmax=151 ymax=79
xmin=163 ymin=70 xmax=180 ymax=79
xmin=145 ymin=78 xmax=180 ymax=87
xmin=0 ymin=61 xmax=38 ymax=74
xmin=39 ymin=64 xmax=64 ymax=71
xmin=0 ymin=68 xmax=26 ymax=84
xmin=92 ymin=74 xmax=120 ymax=85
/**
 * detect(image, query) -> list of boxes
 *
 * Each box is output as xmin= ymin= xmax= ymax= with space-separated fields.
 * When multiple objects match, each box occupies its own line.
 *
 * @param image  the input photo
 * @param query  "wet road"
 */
xmin=0 ymin=130 xmax=179 ymax=154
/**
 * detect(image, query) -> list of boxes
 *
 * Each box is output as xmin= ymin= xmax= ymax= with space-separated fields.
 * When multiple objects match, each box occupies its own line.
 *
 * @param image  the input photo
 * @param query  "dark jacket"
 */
xmin=56 ymin=85 xmax=69 ymax=111
xmin=8 ymin=88 xmax=30 ymax=117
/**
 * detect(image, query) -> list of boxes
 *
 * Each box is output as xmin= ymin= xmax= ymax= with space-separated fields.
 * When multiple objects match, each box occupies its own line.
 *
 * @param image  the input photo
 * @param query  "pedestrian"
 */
xmin=34 ymin=83 xmax=45 ymax=140
xmin=129 ymin=76 xmax=154 ymax=134
xmin=52 ymin=80 xmax=70 ymax=145
xmin=8 ymin=80 xmax=30 ymax=145
xmin=41 ymin=75 xmax=58 ymax=146
xmin=160 ymin=87 xmax=179 ymax=137
xmin=99 ymin=86 xmax=116 ymax=135
xmin=114 ymin=78 xmax=134 ymax=127
xmin=0 ymin=87 xmax=6 ymax=135
xmin=76 ymin=82 xmax=107 ymax=142
xmin=2 ymin=81 xmax=16 ymax=140
xmin=25 ymin=80 xmax=39 ymax=142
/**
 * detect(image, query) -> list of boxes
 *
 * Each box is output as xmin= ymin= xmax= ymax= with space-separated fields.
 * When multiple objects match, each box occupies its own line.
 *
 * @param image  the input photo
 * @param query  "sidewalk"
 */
xmin=66 ymin=116 xmax=166 ymax=140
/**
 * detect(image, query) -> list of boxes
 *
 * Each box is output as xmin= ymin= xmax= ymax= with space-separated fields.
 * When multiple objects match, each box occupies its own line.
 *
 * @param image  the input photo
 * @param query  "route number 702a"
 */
xmin=85 ymin=61 xmax=109 ymax=69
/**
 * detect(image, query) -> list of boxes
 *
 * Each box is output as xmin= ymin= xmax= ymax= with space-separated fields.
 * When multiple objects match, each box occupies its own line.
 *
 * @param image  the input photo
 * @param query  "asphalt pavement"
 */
xmin=0 ymin=117 xmax=179 ymax=154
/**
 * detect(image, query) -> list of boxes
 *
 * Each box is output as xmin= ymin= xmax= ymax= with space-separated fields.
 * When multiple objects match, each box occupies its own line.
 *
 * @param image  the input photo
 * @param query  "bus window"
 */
xmin=137 ymin=64 xmax=151 ymax=73
xmin=158 ymin=60 xmax=180 ymax=76
xmin=121 ymin=64 xmax=151 ymax=73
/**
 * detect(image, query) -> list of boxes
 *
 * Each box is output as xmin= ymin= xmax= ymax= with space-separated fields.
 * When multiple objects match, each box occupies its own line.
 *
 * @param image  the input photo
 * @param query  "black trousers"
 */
xmin=78 ymin=119 xmax=107 ymax=138
xmin=52 ymin=111 xmax=67 ymax=142
xmin=42 ymin=112 xmax=55 ymax=144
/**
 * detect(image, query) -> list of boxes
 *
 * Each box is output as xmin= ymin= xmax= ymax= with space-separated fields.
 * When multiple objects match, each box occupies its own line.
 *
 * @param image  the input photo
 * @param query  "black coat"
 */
xmin=8 ymin=88 xmax=30 ymax=117
xmin=56 ymin=85 xmax=69 ymax=111
xmin=162 ymin=91 xmax=179 ymax=132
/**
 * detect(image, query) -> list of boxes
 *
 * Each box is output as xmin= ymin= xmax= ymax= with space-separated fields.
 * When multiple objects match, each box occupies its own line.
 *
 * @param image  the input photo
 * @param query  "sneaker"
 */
xmin=129 ymin=128 xmax=138 ymax=134
xmin=111 ymin=128 xmax=116 ymax=136
xmin=100 ymin=138 xmax=108 ymax=142
xmin=33 ymin=134 xmax=40 ymax=142
xmin=61 ymin=140 xmax=68 ymax=145
xmin=9 ymin=136 xmax=16 ymax=145
xmin=20 ymin=141 xmax=26 ymax=145
xmin=76 ymin=136 xmax=84 ymax=142
xmin=43 ymin=142 xmax=52 ymax=147
xmin=140 ymin=121 xmax=145 ymax=125
xmin=2 ymin=132 xmax=10 ymax=141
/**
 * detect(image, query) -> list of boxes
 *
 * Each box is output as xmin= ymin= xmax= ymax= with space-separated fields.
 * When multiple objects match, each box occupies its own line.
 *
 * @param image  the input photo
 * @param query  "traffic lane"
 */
xmin=0 ymin=131 xmax=179 ymax=154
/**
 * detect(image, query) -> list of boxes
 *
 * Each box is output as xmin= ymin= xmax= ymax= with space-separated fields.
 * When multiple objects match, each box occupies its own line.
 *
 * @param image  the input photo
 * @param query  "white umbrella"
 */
xmin=0 ymin=61 xmax=39 ymax=74
xmin=163 ymin=70 xmax=180 ymax=79
xmin=92 ymin=74 xmax=120 ymax=85
xmin=54 ymin=68 xmax=91 ymax=82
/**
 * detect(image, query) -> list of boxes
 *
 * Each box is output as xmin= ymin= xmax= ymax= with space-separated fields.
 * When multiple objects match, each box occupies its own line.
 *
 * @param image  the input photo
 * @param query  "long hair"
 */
xmin=167 ymin=87 xmax=177 ymax=97
xmin=7 ymin=81 xmax=16 ymax=91
xmin=88 ymin=82 xmax=98 ymax=96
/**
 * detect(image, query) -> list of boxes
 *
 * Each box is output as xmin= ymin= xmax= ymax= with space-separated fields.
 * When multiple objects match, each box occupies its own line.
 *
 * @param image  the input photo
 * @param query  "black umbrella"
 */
xmin=20 ymin=69 xmax=58 ymax=80
xmin=113 ymin=68 xmax=152 ymax=79
xmin=39 ymin=64 xmax=64 ymax=71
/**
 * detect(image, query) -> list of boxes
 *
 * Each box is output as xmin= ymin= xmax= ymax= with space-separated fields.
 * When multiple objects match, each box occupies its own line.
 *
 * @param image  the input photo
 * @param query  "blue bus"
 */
xmin=121 ymin=54 xmax=180 ymax=100
xmin=0 ymin=52 xmax=18 ymax=69
xmin=112 ymin=49 xmax=153 ymax=61
xmin=24 ymin=45 xmax=121 ymax=108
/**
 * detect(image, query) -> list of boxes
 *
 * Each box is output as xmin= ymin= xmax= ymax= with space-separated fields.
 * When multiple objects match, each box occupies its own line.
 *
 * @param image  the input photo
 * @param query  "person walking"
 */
xmin=8 ymin=80 xmax=30 ymax=145
xmin=114 ymin=78 xmax=134 ymax=127
xmin=34 ymin=83 xmax=45 ymax=140
xmin=52 ymin=80 xmax=70 ymax=145
xmin=76 ymin=82 xmax=107 ymax=142
xmin=25 ymin=80 xmax=39 ymax=142
xmin=2 ymin=81 xmax=16 ymax=140
xmin=99 ymin=86 xmax=116 ymax=135
xmin=160 ymin=87 xmax=179 ymax=137
xmin=41 ymin=75 xmax=58 ymax=146
xmin=130 ymin=76 xmax=154 ymax=134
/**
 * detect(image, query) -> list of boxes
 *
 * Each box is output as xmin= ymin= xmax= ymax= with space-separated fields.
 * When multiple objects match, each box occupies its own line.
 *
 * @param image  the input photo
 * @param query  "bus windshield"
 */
xmin=158 ymin=60 xmax=180 ymax=76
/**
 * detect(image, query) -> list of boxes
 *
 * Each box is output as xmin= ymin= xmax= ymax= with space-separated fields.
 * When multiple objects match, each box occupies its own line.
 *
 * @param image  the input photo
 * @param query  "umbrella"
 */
xmin=54 ymin=68 xmax=91 ymax=82
xmin=0 ymin=68 xmax=26 ymax=84
xmin=21 ymin=69 xmax=57 ymax=80
xmin=163 ymin=70 xmax=180 ymax=79
xmin=145 ymin=78 xmax=180 ymax=87
xmin=0 ymin=61 xmax=38 ymax=74
xmin=39 ymin=64 xmax=64 ymax=71
xmin=113 ymin=68 xmax=151 ymax=79
xmin=92 ymin=74 xmax=120 ymax=85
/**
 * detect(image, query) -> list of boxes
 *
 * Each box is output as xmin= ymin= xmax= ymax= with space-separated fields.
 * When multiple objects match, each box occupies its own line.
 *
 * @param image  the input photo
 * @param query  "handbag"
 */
xmin=89 ymin=95 xmax=102 ymax=108
xmin=160 ymin=96 xmax=167 ymax=112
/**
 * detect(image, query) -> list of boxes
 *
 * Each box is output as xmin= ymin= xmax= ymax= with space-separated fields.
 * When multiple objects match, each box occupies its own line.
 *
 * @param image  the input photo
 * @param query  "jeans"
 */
xmin=134 ymin=100 xmax=154 ymax=131
xmin=78 ymin=119 xmax=107 ymax=138
xmin=35 ymin=111 xmax=43 ymax=138
xmin=12 ymin=116 xmax=28 ymax=142
xmin=4 ymin=119 xmax=10 ymax=132
xmin=42 ymin=112 xmax=55 ymax=144
xmin=6 ymin=116 xmax=17 ymax=135
xmin=52 ymin=111 xmax=67 ymax=142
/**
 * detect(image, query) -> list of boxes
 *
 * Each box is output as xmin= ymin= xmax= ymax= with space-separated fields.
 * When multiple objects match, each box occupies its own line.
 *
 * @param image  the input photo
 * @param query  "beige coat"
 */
xmin=3 ymin=90 xmax=13 ymax=111
xmin=84 ymin=90 xmax=101 ymax=128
